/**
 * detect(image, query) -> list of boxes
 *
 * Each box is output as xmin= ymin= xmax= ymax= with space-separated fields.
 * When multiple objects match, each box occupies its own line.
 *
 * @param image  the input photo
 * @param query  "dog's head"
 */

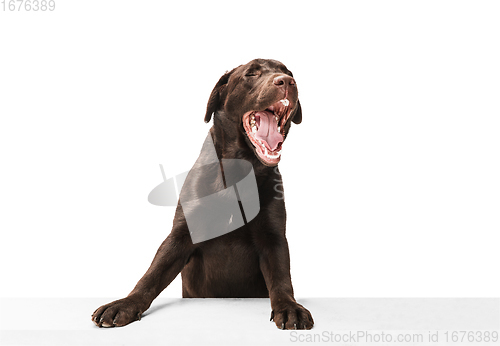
xmin=204 ymin=59 xmax=302 ymax=167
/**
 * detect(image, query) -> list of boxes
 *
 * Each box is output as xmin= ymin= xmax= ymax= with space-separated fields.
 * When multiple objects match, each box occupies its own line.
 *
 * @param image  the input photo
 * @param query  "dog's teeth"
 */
xmin=280 ymin=99 xmax=289 ymax=107
xmin=263 ymin=147 xmax=281 ymax=160
xmin=259 ymin=141 xmax=282 ymax=160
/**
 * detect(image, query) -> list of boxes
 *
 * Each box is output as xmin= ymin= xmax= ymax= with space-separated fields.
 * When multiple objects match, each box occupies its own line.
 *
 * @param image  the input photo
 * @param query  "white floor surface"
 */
xmin=1 ymin=298 xmax=498 ymax=345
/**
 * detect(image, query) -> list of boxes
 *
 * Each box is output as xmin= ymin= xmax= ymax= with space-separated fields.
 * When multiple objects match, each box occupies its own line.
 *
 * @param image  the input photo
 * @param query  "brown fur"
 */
xmin=92 ymin=59 xmax=313 ymax=330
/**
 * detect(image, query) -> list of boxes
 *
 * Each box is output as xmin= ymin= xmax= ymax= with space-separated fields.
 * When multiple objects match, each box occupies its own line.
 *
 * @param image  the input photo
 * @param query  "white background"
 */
xmin=1 ymin=1 xmax=499 ymax=299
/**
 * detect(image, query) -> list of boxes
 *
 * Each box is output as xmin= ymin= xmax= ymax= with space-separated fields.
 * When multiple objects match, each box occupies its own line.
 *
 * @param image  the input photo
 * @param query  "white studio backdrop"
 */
xmin=1 ymin=1 xmax=499 ymax=298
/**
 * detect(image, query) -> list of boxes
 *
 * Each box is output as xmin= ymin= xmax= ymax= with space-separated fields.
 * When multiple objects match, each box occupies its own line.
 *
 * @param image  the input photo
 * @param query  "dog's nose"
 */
xmin=273 ymin=75 xmax=296 ymax=90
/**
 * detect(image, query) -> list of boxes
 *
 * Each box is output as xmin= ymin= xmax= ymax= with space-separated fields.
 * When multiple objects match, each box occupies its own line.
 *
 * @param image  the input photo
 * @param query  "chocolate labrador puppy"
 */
xmin=92 ymin=59 xmax=314 ymax=330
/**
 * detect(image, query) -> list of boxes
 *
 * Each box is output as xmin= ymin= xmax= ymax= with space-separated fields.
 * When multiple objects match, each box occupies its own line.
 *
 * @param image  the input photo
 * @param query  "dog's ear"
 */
xmin=204 ymin=69 xmax=234 ymax=123
xmin=292 ymin=100 xmax=302 ymax=124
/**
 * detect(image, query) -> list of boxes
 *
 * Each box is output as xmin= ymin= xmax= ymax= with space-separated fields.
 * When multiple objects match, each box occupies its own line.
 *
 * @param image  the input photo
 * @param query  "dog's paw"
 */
xmin=91 ymin=297 xmax=143 ymax=328
xmin=270 ymin=301 xmax=314 ymax=330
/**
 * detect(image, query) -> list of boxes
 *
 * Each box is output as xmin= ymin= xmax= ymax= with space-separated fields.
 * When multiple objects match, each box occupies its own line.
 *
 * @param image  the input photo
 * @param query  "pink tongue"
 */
xmin=255 ymin=111 xmax=283 ymax=151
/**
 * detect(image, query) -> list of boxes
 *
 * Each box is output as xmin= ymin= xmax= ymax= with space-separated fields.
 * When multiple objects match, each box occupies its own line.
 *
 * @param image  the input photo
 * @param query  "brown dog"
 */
xmin=92 ymin=59 xmax=313 ymax=330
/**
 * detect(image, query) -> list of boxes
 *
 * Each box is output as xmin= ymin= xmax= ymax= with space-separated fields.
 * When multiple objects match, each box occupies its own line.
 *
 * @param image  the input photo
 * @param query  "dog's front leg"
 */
xmin=258 ymin=234 xmax=314 ymax=330
xmin=92 ymin=222 xmax=193 ymax=327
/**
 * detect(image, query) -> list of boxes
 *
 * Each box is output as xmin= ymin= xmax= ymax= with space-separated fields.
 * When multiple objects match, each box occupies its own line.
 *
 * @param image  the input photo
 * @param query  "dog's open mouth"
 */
xmin=242 ymin=99 xmax=293 ymax=166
